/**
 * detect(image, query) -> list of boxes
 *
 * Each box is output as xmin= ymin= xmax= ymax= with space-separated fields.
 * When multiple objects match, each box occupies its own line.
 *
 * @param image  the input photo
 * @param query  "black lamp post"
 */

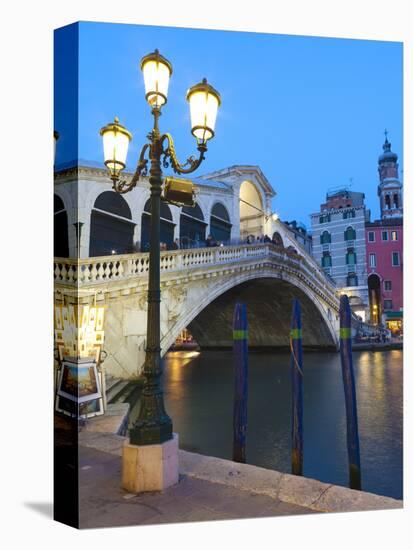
xmin=100 ymin=49 xmax=221 ymax=446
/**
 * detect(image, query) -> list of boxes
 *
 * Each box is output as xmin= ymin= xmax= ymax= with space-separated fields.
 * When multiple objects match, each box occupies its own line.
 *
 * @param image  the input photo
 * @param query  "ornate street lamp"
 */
xmin=100 ymin=50 xmax=220 ymax=446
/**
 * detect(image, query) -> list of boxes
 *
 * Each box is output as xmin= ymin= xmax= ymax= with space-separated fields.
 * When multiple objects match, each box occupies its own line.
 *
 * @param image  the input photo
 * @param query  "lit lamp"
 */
xmin=100 ymin=49 xmax=220 ymax=492
xmin=187 ymin=78 xmax=221 ymax=144
xmin=141 ymin=49 xmax=173 ymax=108
xmin=100 ymin=117 xmax=132 ymax=182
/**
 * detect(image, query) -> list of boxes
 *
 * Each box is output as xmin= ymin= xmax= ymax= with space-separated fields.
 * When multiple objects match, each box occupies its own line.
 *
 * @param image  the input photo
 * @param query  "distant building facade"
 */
xmin=365 ymin=135 xmax=403 ymax=335
xmin=310 ymin=189 xmax=370 ymax=320
xmin=283 ymin=220 xmax=313 ymax=255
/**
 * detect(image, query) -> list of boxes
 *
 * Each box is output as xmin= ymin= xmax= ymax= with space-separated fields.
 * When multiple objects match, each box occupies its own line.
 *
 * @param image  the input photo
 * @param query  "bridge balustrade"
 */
xmin=54 ymin=243 xmax=337 ymax=307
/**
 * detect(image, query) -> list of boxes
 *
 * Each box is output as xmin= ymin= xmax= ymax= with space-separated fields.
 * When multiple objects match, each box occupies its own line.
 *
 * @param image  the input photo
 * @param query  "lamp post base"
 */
xmin=129 ymin=419 xmax=173 ymax=446
xmin=122 ymin=433 xmax=179 ymax=493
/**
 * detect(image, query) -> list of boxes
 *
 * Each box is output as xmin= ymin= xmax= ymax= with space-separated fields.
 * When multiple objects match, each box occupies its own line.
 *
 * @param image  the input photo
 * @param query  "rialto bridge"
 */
xmin=54 ymin=240 xmax=342 ymax=379
xmin=54 ymin=163 xmax=344 ymax=379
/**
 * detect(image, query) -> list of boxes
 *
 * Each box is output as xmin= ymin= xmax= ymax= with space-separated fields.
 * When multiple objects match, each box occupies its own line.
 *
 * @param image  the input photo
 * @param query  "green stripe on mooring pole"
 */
xmin=339 ymin=294 xmax=362 ymax=490
xmin=233 ymin=302 xmax=248 ymax=463
xmin=290 ymin=299 xmax=303 ymax=476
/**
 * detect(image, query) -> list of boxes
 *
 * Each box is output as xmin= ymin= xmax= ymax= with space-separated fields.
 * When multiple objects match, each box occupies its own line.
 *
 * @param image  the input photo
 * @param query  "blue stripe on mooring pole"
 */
xmin=290 ymin=298 xmax=303 ymax=476
xmin=339 ymin=294 xmax=362 ymax=490
xmin=233 ymin=302 xmax=248 ymax=463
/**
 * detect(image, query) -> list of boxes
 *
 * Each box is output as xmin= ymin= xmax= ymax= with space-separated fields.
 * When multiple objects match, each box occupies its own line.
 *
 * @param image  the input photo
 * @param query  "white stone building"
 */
xmin=54 ymin=162 xmax=280 ymax=259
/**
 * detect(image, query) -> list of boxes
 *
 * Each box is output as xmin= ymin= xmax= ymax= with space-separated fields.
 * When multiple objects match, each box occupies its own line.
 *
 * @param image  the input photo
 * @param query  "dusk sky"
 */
xmin=54 ymin=21 xmax=403 ymax=226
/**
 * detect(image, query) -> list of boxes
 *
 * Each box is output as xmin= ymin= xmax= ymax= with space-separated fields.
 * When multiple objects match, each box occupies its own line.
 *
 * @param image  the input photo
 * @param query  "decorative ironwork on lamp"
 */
xmin=100 ymin=50 xmax=221 ymax=446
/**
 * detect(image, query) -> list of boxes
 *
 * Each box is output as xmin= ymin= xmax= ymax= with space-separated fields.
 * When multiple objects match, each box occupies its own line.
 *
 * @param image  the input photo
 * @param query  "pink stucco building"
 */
xmin=365 ymin=134 xmax=403 ymax=335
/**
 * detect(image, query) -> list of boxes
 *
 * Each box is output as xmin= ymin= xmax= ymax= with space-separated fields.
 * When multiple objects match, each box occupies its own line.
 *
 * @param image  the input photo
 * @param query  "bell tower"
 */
xmin=378 ymin=130 xmax=403 ymax=219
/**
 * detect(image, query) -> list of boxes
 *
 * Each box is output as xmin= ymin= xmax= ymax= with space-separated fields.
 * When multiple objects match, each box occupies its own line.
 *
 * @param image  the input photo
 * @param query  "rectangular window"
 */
xmin=392 ymin=252 xmax=400 ymax=266
xmin=391 ymin=230 xmax=398 ymax=241
xmin=384 ymin=280 xmax=392 ymax=291
xmin=369 ymin=253 xmax=376 ymax=268
xmin=346 ymin=252 xmax=357 ymax=265
xmin=368 ymin=231 xmax=375 ymax=242
xmin=383 ymin=299 xmax=393 ymax=310
xmin=347 ymin=274 xmax=358 ymax=286
xmin=319 ymin=214 xmax=331 ymax=224
xmin=381 ymin=231 xmax=388 ymax=241
xmin=343 ymin=209 xmax=355 ymax=219
xmin=322 ymin=253 xmax=332 ymax=268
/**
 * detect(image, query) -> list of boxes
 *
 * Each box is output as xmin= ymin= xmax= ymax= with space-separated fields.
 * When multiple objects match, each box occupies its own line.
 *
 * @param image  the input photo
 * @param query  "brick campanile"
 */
xmin=378 ymin=130 xmax=403 ymax=219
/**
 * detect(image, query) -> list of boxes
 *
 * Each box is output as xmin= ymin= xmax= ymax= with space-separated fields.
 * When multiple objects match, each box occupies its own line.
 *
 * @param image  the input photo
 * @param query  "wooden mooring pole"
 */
xmin=339 ymin=294 xmax=362 ymax=490
xmin=232 ymin=302 xmax=248 ymax=463
xmin=290 ymin=299 xmax=303 ymax=476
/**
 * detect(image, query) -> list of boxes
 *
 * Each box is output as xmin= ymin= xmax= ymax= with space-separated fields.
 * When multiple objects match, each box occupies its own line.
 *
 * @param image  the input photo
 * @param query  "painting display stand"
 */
xmin=55 ymin=356 xmax=105 ymax=419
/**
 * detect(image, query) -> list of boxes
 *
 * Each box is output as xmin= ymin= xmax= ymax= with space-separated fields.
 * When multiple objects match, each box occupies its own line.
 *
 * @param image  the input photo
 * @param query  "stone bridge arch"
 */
xmin=160 ymin=269 xmax=338 ymax=355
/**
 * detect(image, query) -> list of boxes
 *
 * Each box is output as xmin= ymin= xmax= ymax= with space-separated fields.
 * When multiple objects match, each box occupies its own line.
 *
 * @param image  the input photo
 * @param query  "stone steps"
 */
xmin=106 ymin=379 xmax=130 ymax=404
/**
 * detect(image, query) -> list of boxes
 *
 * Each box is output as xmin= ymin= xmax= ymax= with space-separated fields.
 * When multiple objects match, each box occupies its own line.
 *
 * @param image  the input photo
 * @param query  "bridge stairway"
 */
xmin=105 ymin=376 xmax=134 ymax=404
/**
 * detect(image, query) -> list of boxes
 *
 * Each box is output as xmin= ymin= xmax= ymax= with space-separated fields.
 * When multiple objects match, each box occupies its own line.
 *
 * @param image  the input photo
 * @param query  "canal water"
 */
xmin=130 ymin=349 xmax=403 ymax=500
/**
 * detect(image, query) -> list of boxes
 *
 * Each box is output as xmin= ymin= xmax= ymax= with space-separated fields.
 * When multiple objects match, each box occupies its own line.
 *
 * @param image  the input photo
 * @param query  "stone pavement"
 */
xmin=78 ymin=432 xmax=402 ymax=529
xmin=79 ymin=445 xmax=314 ymax=528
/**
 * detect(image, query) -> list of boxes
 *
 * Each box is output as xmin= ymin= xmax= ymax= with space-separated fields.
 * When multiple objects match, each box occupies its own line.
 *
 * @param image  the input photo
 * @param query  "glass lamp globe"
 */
xmin=100 ymin=117 xmax=132 ymax=180
xmin=140 ymin=49 xmax=173 ymax=108
xmin=186 ymin=78 xmax=221 ymax=144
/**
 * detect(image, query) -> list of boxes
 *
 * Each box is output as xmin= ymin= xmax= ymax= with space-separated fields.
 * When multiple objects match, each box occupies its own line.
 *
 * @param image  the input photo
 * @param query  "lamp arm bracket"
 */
xmin=160 ymin=133 xmax=207 ymax=175
xmin=111 ymin=143 xmax=150 ymax=194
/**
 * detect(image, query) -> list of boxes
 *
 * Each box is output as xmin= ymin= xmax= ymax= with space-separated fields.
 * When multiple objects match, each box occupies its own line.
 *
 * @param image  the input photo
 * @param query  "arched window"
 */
xmin=54 ymin=194 xmax=69 ymax=257
xmin=344 ymin=226 xmax=356 ymax=241
xmin=180 ymin=203 xmax=207 ymax=248
xmin=321 ymin=253 xmax=332 ymax=268
xmin=385 ymin=195 xmax=391 ymax=209
xmin=320 ymin=230 xmax=331 ymax=244
xmin=94 ymin=191 xmax=132 ymax=219
xmin=271 ymin=232 xmax=284 ymax=247
xmin=210 ymin=203 xmax=232 ymax=244
xmin=393 ymin=193 xmax=399 ymax=209
xmin=89 ymin=191 xmax=135 ymax=256
xmin=141 ymin=198 xmax=175 ymax=251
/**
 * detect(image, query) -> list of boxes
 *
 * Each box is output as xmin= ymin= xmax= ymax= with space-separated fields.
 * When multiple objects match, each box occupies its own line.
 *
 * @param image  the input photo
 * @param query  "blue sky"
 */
xmin=54 ymin=21 xmax=403 ymax=225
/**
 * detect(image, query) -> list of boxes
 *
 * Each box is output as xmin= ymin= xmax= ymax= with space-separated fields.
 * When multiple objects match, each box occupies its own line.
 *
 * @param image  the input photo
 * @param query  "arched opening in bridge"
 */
xmin=179 ymin=203 xmax=207 ymax=248
xmin=89 ymin=191 xmax=135 ymax=256
xmin=349 ymin=295 xmax=365 ymax=322
xmin=272 ymin=232 xmax=284 ymax=247
xmin=170 ymin=328 xmax=200 ymax=350
xmin=187 ymin=277 xmax=336 ymax=350
xmin=239 ymin=180 xmax=264 ymax=239
xmin=141 ymin=198 xmax=175 ymax=251
xmin=368 ymin=273 xmax=382 ymax=325
xmin=210 ymin=202 xmax=232 ymax=244
xmin=54 ymin=194 xmax=69 ymax=257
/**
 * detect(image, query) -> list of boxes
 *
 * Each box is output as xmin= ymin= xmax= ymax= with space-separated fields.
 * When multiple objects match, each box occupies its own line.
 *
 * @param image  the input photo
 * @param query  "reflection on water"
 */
xmin=161 ymin=349 xmax=402 ymax=499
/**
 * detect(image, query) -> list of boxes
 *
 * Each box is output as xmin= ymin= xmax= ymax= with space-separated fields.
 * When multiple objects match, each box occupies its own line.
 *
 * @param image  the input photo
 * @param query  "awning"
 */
xmin=385 ymin=311 xmax=403 ymax=320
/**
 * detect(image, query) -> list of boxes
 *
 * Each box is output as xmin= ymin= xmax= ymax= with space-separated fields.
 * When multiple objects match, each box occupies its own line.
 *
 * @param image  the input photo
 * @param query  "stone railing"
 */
xmin=54 ymin=243 xmax=338 ymax=305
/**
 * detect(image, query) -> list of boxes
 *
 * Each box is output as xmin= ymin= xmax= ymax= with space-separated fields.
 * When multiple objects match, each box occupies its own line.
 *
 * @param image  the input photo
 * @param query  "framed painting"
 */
xmin=57 ymin=358 xmax=102 ymax=403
